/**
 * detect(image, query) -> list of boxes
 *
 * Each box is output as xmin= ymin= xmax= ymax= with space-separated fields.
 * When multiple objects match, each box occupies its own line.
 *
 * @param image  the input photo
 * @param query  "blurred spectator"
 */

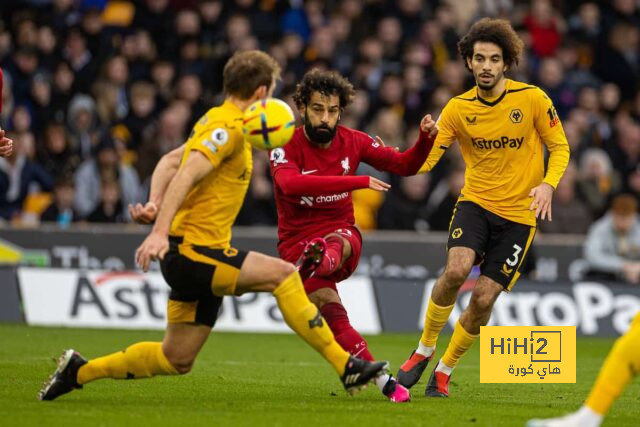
xmin=40 ymin=175 xmax=78 ymax=227
xmin=135 ymin=103 xmax=189 ymax=188
xmin=87 ymin=172 xmax=125 ymax=223
xmin=584 ymin=194 xmax=640 ymax=284
xmin=593 ymin=22 xmax=639 ymax=100
xmin=426 ymin=166 xmax=465 ymax=231
xmin=30 ymin=72 xmax=54 ymax=132
xmin=100 ymin=55 xmax=130 ymax=120
xmin=121 ymin=80 xmax=157 ymax=150
xmin=37 ymin=121 xmax=80 ymax=178
xmin=577 ymin=148 xmax=622 ymax=217
xmin=377 ymin=174 xmax=431 ymax=231
xmin=235 ymin=150 xmax=277 ymax=226
xmin=539 ymin=161 xmax=592 ymax=234
xmin=0 ymin=132 xmax=53 ymax=220
xmin=537 ymin=57 xmax=574 ymax=118
xmin=66 ymin=93 xmax=102 ymax=160
xmin=524 ymin=0 xmax=564 ymax=57
xmin=6 ymin=46 xmax=39 ymax=105
xmin=74 ymin=137 xmax=140 ymax=220
xmin=62 ymin=26 xmax=98 ymax=94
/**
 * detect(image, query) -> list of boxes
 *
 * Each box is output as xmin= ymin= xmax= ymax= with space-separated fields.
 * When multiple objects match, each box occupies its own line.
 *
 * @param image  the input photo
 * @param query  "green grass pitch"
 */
xmin=1 ymin=325 xmax=638 ymax=426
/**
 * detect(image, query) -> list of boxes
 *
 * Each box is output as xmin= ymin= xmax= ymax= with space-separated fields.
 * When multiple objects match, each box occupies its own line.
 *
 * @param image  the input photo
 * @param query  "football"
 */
xmin=242 ymin=97 xmax=296 ymax=150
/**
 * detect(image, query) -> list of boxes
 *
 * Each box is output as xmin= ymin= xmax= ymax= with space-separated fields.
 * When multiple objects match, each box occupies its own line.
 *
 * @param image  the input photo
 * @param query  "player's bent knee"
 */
xmin=162 ymin=346 xmax=197 ymax=375
xmin=165 ymin=354 xmax=194 ymax=375
xmin=469 ymin=291 xmax=495 ymax=314
xmin=443 ymin=265 xmax=470 ymax=286
xmin=272 ymin=260 xmax=297 ymax=286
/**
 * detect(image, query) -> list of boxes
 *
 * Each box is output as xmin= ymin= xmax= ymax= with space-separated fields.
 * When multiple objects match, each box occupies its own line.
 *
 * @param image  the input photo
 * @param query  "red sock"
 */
xmin=320 ymin=302 xmax=374 ymax=361
xmin=315 ymin=236 xmax=344 ymax=277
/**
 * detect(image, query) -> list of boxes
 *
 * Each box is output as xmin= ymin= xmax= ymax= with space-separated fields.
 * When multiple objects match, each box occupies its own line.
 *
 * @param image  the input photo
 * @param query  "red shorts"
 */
xmin=278 ymin=226 xmax=362 ymax=294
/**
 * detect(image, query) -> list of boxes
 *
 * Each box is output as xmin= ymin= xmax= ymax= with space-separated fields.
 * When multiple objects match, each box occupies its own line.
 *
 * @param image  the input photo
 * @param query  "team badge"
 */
xmin=501 ymin=263 xmax=514 ymax=277
xmin=509 ymin=109 xmax=523 ymax=124
xmin=270 ymin=147 xmax=287 ymax=164
xmin=452 ymin=228 xmax=463 ymax=239
xmin=224 ymin=247 xmax=239 ymax=257
xmin=341 ymin=157 xmax=350 ymax=175
xmin=211 ymin=128 xmax=229 ymax=145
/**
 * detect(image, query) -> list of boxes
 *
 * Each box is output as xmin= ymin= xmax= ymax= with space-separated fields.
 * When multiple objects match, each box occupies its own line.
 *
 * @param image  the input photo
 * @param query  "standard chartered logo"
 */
xmin=471 ymin=136 xmax=524 ymax=150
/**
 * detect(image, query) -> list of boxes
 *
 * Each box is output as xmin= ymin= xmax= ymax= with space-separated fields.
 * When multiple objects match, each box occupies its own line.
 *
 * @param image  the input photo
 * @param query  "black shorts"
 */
xmin=160 ymin=236 xmax=249 ymax=327
xmin=447 ymin=201 xmax=536 ymax=290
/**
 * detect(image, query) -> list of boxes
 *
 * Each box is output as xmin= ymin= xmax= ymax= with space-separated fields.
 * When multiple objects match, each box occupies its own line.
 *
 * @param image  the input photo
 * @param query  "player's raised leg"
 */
xmin=308 ymin=284 xmax=409 ymax=402
xmin=38 ymin=322 xmax=208 ymax=401
xmin=297 ymin=230 xmax=409 ymax=402
xmin=397 ymin=247 xmax=475 ymax=388
xmin=527 ymin=312 xmax=640 ymax=427
xmin=235 ymin=251 xmax=388 ymax=394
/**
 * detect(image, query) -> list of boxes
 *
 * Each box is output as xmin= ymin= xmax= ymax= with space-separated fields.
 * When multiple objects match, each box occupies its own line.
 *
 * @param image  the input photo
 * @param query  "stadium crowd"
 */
xmin=0 ymin=0 xmax=638 ymax=233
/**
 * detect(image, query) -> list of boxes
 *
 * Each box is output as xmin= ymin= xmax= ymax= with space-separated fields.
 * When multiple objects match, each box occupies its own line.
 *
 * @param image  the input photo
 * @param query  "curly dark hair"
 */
xmin=292 ymin=69 xmax=356 ymax=109
xmin=457 ymin=18 xmax=524 ymax=72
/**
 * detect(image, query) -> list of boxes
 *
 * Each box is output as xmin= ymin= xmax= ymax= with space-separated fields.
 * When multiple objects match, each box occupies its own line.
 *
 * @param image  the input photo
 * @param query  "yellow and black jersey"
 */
xmin=170 ymin=100 xmax=252 ymax=247
xmin=419 ymin=79 xmax=570 ymax=226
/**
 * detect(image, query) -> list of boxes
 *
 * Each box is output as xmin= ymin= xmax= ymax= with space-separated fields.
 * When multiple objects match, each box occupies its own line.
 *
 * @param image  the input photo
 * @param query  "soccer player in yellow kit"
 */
xmin=527 ymin=311 xmax=640 ymax=427
xmin=38 ymin=51 xmax=387 ymax=401
xmin=397 ymin=18 xmax=570 ymax=397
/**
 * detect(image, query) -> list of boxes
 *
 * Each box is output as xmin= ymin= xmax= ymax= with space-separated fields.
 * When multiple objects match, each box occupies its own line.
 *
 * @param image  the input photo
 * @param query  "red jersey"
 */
xmin=270 ymin=125 xmax=434 ymax=254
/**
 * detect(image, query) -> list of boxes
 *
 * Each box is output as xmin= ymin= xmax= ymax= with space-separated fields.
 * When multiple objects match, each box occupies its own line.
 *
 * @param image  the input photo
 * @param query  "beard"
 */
xmin=476 ymin=70 xmax=503 ymax=91
xmin=304 ymin=112 xmax=337 ymax=144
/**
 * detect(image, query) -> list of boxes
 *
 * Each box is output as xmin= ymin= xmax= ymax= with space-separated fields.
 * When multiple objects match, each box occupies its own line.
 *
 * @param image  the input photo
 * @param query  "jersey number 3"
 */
xmin=506 ymin=244 xmax=523 ymax=267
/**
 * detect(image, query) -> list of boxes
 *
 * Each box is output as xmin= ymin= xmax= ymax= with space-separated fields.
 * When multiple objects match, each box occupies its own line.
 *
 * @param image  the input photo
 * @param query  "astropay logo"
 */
xmin=19 ymin=268 xmax=170 ymax=328
xmin=471 ymin=136 xmax=524 ymax=150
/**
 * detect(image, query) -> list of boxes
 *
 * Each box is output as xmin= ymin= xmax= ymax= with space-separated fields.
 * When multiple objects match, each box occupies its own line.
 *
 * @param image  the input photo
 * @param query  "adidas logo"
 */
xmin=344 ymin=373 xmax=361 ymax=385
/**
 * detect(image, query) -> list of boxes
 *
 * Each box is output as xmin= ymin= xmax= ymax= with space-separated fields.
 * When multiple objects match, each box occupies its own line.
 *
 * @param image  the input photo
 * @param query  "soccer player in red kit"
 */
xmin=270 ymin=69 xmax=438 ymax=402
xmin=0 ymin=68 xmax=14 ymax=157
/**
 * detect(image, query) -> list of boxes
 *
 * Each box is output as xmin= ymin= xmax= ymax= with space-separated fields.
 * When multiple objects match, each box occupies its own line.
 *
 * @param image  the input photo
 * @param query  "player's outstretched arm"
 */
xmin=135 ymin=150 xmax=213 ymax=271
xmin=364 ymin=114 xmax=437 ymax=176
xmin=129 ymin=144 xmax=185 ymax=224
xmin=274 ymin=168 xmax=382 ymax=196
xmin=0 ymin=129 xmax=13 ymax=158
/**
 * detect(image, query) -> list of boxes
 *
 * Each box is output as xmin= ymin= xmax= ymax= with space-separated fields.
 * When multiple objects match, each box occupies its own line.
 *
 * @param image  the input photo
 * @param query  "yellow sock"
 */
xmin=77 ymin=342 xmax=178 ymax=384
xmin=585 ymin=314 xmax=640 ymax=415
xmin=420 ymin=298 xmax=455 ymax=347
xmin=273 ymin=271 xmax=349 ymax=375
xmin=441 ymin=321 xmax=479 ymax=368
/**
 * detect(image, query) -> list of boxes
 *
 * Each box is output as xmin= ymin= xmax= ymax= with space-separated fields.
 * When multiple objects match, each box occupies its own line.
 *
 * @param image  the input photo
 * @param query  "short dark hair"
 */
xmin=292 ymin=69 xmax=356 ymax=110
xmin=457 ymin=18 xmax=524 ymax=72
xmin=223 ymin=50 xmax=281 ymax=100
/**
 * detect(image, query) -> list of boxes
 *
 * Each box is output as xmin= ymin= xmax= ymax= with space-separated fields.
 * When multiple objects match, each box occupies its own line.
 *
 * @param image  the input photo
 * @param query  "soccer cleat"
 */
xmin=38 ymin=349 xmax=87 ymax=401
xmin=526 ymin=408 xmax=603 ymax=427
xmin=396 ymin=350 xmax=433 ymax=389
xmin=341 ymin=355 xmax=389 ymax=396
xmin=295 ymin=237 xmax=327 ymax=280
xmin=526 ymin=415 xmax=588 ymax=427
xmin=425 ymin=362 xmax=450 ymax=397
xmin=382 ymin=377 xmax=411 ymax=403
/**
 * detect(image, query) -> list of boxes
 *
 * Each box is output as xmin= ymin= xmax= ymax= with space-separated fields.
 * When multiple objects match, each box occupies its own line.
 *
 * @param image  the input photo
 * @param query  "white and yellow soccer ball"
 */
xmin=242 ymin=98 xmax=296 ymax=150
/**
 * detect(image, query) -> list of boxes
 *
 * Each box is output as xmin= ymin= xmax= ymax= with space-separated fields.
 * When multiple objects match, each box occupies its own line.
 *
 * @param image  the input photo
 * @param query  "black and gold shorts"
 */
xmin=447 ymin=201 xmax=536 ymax=291
xmin=160 ymin=236 xmax=249 ymax=327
